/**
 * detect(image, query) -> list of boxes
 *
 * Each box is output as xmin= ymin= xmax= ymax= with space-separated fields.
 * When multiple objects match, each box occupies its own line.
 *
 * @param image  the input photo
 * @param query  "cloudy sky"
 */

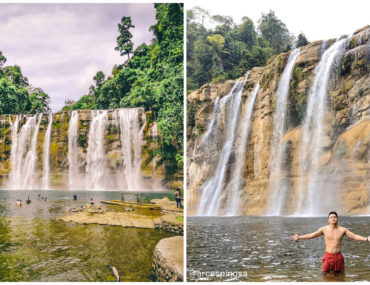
xmin=0 ymin=3 xmax=156 ymax=112
xmin=187 ymin=0 xmax=369 ymax=41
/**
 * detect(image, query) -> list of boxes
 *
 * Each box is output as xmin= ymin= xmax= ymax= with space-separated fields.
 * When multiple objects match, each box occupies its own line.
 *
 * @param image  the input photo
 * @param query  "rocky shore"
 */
xmin=152 ymin=236 xmax=184 ymax=282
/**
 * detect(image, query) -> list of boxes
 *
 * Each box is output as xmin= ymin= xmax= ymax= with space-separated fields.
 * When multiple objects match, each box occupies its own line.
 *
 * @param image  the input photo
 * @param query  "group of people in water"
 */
xmin=16 ymin=196 xmax=41 ymax=206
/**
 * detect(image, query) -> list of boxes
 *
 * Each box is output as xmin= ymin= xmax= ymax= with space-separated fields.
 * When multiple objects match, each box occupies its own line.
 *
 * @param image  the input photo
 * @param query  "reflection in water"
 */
xmin=187 ymin=216 xmax=370 ymax=282
xmin=0 ymin=190 xmax=175 ymax=281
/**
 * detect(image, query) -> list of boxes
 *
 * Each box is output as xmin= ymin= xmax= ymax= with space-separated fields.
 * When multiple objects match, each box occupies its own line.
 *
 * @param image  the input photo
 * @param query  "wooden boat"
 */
xmin=100 ymin=200 xmax=161 ymax=210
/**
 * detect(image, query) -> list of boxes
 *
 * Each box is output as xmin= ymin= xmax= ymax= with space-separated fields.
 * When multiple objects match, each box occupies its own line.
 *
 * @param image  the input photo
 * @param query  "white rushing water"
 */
xmin=225 ymin=81 xmax=259 ymax=216
xmin=200 ymin=97 xmax=220 ymax=147
xmin=197 ymin=73 xmax=248 ymax=216
xmin=295 ymin=38 xmax=347 ymax=216
xmin=7 ymin=114 xmax=42 ymax=189
xmin=116 ymin=108 xmax=146 ymax=190
xmin=85 ymin=110 xmax=109 ymax=190
xmin=42 ymin=113 xmax=53 ymax=189
xmin=4 ymin=108 xmax=149 ymax=191
xmin=266 ymin=48 xmax=301 ymax=215
xmin=68 ymin=110 xmax=80 ymax=189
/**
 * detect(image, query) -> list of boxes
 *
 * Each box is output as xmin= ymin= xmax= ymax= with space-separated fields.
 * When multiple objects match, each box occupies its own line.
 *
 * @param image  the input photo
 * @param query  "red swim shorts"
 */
xmin=322 ymin=252 xmax=345 ymax=273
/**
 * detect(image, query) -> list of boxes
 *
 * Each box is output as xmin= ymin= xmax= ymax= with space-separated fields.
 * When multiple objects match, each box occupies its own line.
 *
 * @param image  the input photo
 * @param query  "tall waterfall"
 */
xmin=296 ymin=38 xmax=347 ymax=216
xmin=7 ymin=114 xmax=42 ymax=189
xmin=115 ymin=108 xmax=146 ymax=190
xmin=197 ymin=73 xmax=248 ymax=216
xmin=85 ymin=110 xmax=109 ymax=190
xmin=225 ymin=81 xmax=259 ymax=216
xmin=68 ymin=110 xmax=80 ymax=189
xmin=266 ymin=48 xmax=301 ymax=215
xmin=42 ymin=113 xmax=53 ymax=189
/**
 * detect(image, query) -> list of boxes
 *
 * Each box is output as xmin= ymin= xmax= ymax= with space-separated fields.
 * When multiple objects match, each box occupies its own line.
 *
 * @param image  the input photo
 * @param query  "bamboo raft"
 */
xmin=100 ymin=200 xmax=161 ymax=210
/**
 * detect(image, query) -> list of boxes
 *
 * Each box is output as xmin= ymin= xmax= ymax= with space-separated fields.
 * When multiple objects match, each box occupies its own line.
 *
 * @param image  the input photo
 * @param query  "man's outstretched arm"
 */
xmin=290 ymin=228 xmax=323 ymax=241
xmin=345 ymin=228 xmax=370 ymax=242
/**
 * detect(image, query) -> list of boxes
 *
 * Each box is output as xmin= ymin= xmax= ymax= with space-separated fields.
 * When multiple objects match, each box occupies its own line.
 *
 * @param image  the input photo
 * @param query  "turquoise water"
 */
xmin=0 ymin=190 xmax=175 ymax=281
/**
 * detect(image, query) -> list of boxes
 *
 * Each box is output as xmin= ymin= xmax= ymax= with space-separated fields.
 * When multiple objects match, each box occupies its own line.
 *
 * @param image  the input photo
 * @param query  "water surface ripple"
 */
xmin=187 ymin=216 xmax=370 ymax=282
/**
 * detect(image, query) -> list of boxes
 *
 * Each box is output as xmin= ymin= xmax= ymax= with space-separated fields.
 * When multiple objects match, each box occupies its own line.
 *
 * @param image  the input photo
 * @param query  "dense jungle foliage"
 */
xmin=0 ymin=51 xmax=50 ymax=114
xmin=187 ymin=7 xmax=309 ymax=92
xmin=63 ymin=3 xmax=184 ymax=170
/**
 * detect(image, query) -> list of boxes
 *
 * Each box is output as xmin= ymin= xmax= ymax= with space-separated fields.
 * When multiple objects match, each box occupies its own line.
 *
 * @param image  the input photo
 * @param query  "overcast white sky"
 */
xmin=0 ymin=3 xmax=156 ymax=112
xmin=187 ymin=0 xmax=369 ymax=41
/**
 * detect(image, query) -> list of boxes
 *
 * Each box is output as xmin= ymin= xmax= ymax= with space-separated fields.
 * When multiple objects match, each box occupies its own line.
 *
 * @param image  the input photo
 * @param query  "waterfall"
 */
xmin=225 ymin=81 xmax=259 ymax=216
xmin=116 ymin=108 xmax=145 ymax=190
xmin=197 ymin=74 xmax=248 ymax=216
xmin=200 ymin=97 xmax=220 ymax=147
xmin=8 ymin=114 xmax=42 ymax=189
xmin=68 ymin=110 xmax=80 ymax=189
xmin=85 ymin=110 xmax=109 ymax=190
xmin=42 ymin=113 xmax=53 ymax=189
xmin=151 ymin=121 xmax=159 ymax=173
xmin=266 ymin=48 xmax=301 ymax=215
xmin=296 ymin=38 xmax=347 ymax=216
xmin=2 ymin=108 xmax=150 ymax=191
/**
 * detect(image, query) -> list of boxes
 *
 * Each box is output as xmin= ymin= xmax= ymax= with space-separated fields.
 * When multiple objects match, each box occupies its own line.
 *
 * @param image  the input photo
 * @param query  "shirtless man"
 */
xmin=290 ymin=211 xmax=370 ymax=276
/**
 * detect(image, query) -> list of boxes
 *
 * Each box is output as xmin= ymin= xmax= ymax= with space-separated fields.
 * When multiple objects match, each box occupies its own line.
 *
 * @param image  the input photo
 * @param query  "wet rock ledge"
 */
xmin=58 ymin=197 xmax=184 ymax=233
xmin=152 ymin=236 xmax=183 ymax=282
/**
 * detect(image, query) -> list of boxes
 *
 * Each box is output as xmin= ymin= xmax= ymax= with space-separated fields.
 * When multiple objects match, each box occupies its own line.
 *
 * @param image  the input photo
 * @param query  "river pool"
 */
xmin=187 ymin=216 xmax=370 ymax=282
xmin=0 ymin=190 xmax=175 ymax=281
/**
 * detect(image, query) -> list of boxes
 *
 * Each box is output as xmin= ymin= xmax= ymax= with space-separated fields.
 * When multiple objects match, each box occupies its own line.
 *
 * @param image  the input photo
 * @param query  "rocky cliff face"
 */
xmin=0 ymin=108 xmax=182 ymax=190
xmin=187 ymin=26 xmax=369 ymax=215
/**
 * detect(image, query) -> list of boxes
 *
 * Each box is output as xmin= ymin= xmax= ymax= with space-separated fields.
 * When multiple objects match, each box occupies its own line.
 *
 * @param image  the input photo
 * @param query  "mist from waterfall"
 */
xmin=266 ymin=48 xmax=301 ymax=215
xmin=295 ymin=38 xmax=347 ymax=216
xmin=225 ymin=81 xmax=259 ymax=216
xmin=197 ymin=73 xmax=249 ymax=216
xmin=42 ymin=113 xmax=53 ymax=189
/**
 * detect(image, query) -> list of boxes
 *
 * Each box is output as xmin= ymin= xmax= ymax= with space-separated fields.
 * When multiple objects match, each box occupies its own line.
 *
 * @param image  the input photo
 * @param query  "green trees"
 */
xmin=0 ymin=51 xmax=6 ymax=67
xmin=115 ymin=16 xmax=135 ymax=61
xmin=0 ymin=53 xmax=50 ymax=114
xmin=187 ymin=8 xmax=302 ymax=93
xmin=187 ymin=8 xmax=277 ymax=92
xmin=296 ymin=33 xmax=309 ymax=47
xmin=258 ymin=10 xmax=293 ymax=53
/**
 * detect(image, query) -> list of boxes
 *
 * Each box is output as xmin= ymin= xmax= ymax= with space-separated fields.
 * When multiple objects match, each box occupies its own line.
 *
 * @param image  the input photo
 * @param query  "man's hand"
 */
xmin=290 ymin=232 xmax=299 ymax=241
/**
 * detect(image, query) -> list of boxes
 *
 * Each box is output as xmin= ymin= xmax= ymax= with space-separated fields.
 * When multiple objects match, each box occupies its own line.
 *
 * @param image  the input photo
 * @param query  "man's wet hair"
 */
xmin=328 ymin=211 xmax=338 ymax=218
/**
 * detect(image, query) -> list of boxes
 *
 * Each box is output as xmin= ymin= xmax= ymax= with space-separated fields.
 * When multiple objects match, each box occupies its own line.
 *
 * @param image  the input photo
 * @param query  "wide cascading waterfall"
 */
xmin=85 ymin=110 xmax=109 ymax=190
xmin=296 ymin=38 xmax=347 ymax=216
xmin=42 ymin=113 xmax=53 ymax=189
xmin=116 ymin=108 xmax=146 ymax=190
xmin=266 ymin=48 xmax=301 ymax=215
xmin=197 ymin=74 xmax=247 ymax=216
xmin=8 ymin=114 xmax=42 ymax=189
xmin=225 ymin=80 xmax=259 ymax=216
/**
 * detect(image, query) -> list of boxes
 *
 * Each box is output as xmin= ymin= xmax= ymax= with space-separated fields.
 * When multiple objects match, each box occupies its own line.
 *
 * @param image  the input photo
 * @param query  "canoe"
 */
xmin=100 ymin=200 xmax=161 ymax=210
